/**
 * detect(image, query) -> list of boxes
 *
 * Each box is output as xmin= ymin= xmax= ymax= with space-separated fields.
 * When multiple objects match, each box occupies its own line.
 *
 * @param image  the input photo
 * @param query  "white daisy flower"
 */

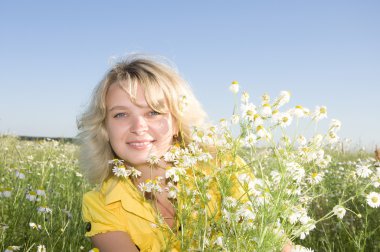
xmin=313 ymin=106 xmax=327 ymax=121
xmin=37 ymin=206 xmax=52 ymax=214
xmin=37 ymin=245 xmax=46 ymax=252
xmin=279 ymin=112 xmax=293 ymax=128
xmin=356 ymin=164 xmax=372 ymax=178
xmin=1 ymin=188 xmax=12 ymax=198
xmin=366 ymin=192 xmax=380 ymax=208
xmin=29 ymin=222 xmax=42 ymax=230
xmin=291 ymin=105 xmax=308 ymax=118
xmin=223 ymin=196 xmax=238 ymax=208
xmin=241 ymin=103 xmax=256 ymax=122
xmin=26 ymin=191 xmax=40 ymax=202
xmin=214 ymin=236 xmax=224 ymax=247
xmin=241 ymin=91 xmax=250 ymax=104
xmin=147 ymin=154 xmax=160 ymax=165
xmin=243 ymin=133 xmax=258 ymax=147
xmin=231 ymin=114 xmax=240 ymax=124
xmin=297 ymin=135 xmax=307 ymax=146
xmin=327 ymin=130 xmax=339 ymax=144
xmin=36 ymin=189 xmax=46 ymax=197
xmin=256 ymin=125 xmax=269 ymax=138
xmin=329 ymin=119 xmax=342 ymax=131
xmin=165 ymin=167 xmax=184 ymax=182
xmin=112 ymin=165 xmax=132 ymax=178
xmin=276 ymin=90 xmax=291 ymax=108
xmin=253 ymin=114 xmax=264 ymax=126
xmin=307 ymin=171 xmax=324 ymax=184
xmin=15 ymin=170 xmax=25 ymax=179
xmin=261 ymin=93 xmax=270 ymax=104
xmin=260 ymin=103 xmax=272 ymax=117
xmin=333 ymin=205 xmax=346 ymax=219
xmin=229 ymin=80 xmax=239 ymax=94
xmin=4 ymin=246 xmax=22 ymax=252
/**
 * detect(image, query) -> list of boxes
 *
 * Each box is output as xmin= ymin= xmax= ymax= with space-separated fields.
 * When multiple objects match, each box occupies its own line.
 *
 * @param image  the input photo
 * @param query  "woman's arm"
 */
xmin=91 ymin=231 xmax=140 ymax=252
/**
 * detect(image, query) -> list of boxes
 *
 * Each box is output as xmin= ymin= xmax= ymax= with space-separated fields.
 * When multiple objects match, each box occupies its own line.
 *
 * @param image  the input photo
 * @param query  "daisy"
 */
xmin=243 ymin=133 xmax=258 ymax=147
xmin=253 ymin=114 xmax=264 ymax=126
xmin=29 ymin=222 xmax=42 ymax=230
xmin=366 ymin=192 xmax=380 ymax=208
xmin=332 ymin=205 xmax=346 ymax=219
xmin=15 ymin=170 xmax=25 ymax=179
xmin=241 ymin=103 xmax=256 ymax=122
xmin=229 ymin=80 xmax=239 ymax=94
xmin=147 ymin=154 xmax=160 ymax=165
xmin=291 ymin=105 xmax=308 ymax=118
xmin=4 ymin=246 xmax=22 ymax=252
xmin=261 ymin=93 xmax=270 ymax=104
xmin=329 ymin=119 xmax=342 ymax=131
xmin=1 ymin=188 xmax=12 ymax=198
xmin=313 ymin=106 xmax=327 ymax=121
xmin=26 ymin=191 xmax=39 ymax=202
xmin=37 ymin=245 xmax=46 ymax=252
xmin=327 ymin=131 xmax=339 ymax=144
xmin=307 ymin=171 xmax=324 ymax=184
xmin=260 ymin=103 xmax=272 ymax=117
xmin=241 ymin=91 xmax=250 ymax=104
xmin=276 ymin=90 xmax=291 ymax=107
xmin=214 ymin=236 xmax=224 ymax=247
xmin=279 ymin=112 xmax=293 ymax=128
xmin=231 ymin=114 xmax=240 ymax=125
xmin=37 ymin=206 xmax=52 ymax=214
xmin=297 ymin=135 xmax=307 ymax=146
xmin=356 ymin=164 xmax=373 ymax=178
xmin=36 ymin=189 xmax=46 ymax=197
xmin=112 ymin=165 xmax=132 ymax=178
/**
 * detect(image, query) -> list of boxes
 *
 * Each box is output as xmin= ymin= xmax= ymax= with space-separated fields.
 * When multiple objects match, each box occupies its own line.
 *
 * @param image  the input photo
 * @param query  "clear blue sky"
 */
xmin=1 ymin=1 xmax=379 ymax=150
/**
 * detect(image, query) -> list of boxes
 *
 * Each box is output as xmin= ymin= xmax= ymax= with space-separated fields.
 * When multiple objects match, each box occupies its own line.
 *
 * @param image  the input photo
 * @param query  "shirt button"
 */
xmin=86 ymin=222 xmax=91 ymax=232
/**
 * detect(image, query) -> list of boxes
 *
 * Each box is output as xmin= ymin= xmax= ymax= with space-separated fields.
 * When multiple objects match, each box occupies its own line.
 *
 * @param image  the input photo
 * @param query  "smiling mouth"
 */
xmin=127 ymin=140 xmax=154 ymax=149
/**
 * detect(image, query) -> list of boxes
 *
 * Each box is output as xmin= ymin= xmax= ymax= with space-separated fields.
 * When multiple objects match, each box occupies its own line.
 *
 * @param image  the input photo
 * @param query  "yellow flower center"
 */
xmin=371 ymin=197 xmax=378 ymax=203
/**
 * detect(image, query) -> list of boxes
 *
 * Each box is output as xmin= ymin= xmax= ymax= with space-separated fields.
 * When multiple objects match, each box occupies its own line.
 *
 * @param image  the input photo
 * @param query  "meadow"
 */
xmin=1 ymin=87 xmax=379 ymax=251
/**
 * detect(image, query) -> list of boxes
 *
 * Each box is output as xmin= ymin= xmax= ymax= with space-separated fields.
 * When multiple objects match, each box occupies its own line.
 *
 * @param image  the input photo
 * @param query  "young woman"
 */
xmin=78 ymin=55 xmax=207 ymax=251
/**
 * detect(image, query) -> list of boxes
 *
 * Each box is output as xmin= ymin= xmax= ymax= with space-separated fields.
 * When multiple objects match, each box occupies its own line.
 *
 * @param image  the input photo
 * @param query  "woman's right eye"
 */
xmin=113 ymin=112 xmax=127 ymax=118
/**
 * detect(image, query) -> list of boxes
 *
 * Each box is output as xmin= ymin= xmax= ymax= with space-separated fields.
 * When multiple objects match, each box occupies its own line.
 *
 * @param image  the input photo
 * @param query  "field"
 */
xmin=1 ymin=84 xmax=380 ymax=252
xmin=1 ymin=135 xmax=379 ymax=251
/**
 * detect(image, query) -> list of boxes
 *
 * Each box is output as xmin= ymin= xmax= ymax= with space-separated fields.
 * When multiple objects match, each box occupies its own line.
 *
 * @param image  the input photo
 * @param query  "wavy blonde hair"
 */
xmin=77 ymin=55 xmax=207 ymax=184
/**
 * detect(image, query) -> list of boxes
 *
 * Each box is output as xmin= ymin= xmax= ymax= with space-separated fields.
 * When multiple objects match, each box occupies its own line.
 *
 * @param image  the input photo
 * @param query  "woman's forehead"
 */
xmin=107 ymin=81 xmax=169 ymax=112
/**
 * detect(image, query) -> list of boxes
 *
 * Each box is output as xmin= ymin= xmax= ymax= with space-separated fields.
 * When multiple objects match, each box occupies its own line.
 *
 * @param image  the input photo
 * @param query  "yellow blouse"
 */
xmin=82 ymin=175 xmax=178 ymax=251
xmin=82 ymin=157 xmax=246 ymax=251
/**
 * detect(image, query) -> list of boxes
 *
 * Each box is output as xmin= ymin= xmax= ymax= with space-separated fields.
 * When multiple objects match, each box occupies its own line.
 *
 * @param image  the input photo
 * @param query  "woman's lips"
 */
xmin=127 ymin=140 xmax=154 ymax=150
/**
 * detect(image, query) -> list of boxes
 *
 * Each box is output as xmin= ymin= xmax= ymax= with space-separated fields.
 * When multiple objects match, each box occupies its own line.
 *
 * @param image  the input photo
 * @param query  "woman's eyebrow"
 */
xmin=108 ymin=103 xmax=149 ymax=112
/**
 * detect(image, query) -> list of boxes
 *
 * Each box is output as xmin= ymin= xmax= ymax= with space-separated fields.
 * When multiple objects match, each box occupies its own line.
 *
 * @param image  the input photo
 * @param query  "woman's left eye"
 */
xmin=148 ymin=111 xmax=160 ymax=116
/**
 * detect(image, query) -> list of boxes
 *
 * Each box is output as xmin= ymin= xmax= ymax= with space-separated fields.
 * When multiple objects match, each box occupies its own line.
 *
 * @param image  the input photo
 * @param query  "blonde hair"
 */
xmin=77 ymin=54 xmax=207 ymax=184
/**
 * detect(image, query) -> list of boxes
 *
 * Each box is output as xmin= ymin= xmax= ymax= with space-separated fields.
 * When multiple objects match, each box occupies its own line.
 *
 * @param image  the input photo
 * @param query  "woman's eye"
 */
xmin=148 ymin=111 xmax=160 ymax=116
xmin=113 ymin=112 xmax=127 ymax=118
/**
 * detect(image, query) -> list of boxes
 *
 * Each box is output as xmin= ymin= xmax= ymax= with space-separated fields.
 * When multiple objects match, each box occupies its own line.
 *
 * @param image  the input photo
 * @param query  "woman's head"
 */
xmin=77 ymin=54 xmax=207 ymax=184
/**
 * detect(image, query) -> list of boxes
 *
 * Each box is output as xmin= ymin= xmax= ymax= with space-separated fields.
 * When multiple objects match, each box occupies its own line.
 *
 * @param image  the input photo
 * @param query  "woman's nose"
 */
xmin=130 ymin=116 xmax=148 ymax=135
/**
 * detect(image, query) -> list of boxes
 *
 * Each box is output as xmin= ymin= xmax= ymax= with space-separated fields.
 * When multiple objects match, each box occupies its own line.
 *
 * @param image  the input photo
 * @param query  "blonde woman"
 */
xmin=78 ymin=55 xmax=207 ymax=251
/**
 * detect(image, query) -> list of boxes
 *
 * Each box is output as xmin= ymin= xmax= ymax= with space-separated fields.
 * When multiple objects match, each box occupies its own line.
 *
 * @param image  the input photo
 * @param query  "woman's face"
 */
xmin=105 ymin=84 xmax=177 ymax=169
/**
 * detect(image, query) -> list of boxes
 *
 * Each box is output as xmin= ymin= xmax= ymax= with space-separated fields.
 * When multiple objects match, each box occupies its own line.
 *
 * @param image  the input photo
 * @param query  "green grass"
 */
xmin=1 ymin=136 xmax=379 ymax=251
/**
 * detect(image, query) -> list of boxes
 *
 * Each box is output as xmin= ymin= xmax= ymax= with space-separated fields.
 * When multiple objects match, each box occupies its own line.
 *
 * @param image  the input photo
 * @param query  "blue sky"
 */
xmin=0 ymin=1 xmax=379 ymax=149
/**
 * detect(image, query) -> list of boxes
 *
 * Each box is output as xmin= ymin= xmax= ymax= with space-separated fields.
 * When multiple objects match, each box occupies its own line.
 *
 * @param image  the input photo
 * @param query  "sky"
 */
xmin=0 ymin=1 xmax=379 ymax=150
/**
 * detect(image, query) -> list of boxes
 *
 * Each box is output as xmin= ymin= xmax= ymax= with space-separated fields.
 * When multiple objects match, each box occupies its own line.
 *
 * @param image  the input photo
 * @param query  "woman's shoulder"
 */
xmin=83 ymin=177 xmax=120 ymax=205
